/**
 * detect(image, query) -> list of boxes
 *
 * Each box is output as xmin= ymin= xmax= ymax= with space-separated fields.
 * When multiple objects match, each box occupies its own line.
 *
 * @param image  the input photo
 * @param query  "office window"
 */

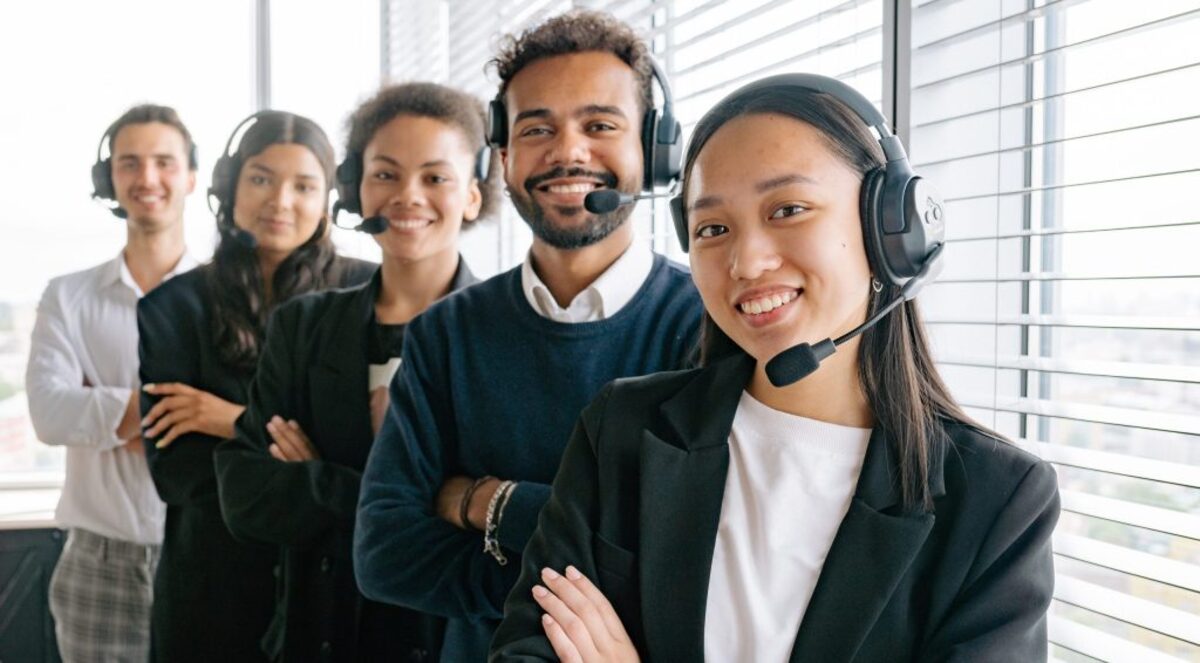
xmin=909 ymin=0 xmax=1200 ymax=658
xmin=0 ymin=1 xmax=256 ymax=491
xmin=382 ymin=0 xmax=883 ymax=272
xmin=271 ymin=0 xmax=383 ymax=262
xmin=606 ymin=0 xmax=884 ymax=262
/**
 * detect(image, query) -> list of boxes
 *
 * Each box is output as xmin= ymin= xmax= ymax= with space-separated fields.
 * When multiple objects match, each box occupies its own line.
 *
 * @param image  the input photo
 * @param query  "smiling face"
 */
xmin=686 ymin=112 xmax=874 ymax=366
xmin=231 ymin=143 xmax=328 ymax=261
xmin=358 ymin=115 xmax=481 ymax=264
xmin=110 ymin=121 xmax=196 ymax=231
xmin=500 ymin=50 xmax=644 ymax=250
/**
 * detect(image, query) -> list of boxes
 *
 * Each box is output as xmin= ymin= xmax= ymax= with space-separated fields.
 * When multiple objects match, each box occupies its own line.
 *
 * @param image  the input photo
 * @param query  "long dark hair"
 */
xmin=207 ymin=111 xmax=342 ymax=373
xmin=685 ymin=86 xmax=985 ymax=512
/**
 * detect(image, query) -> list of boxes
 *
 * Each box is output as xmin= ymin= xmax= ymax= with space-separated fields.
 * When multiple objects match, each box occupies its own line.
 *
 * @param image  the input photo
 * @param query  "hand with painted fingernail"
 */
xmin=265 ymin=415 xmax=320 ymax=462
xmin=141 ymin=382 xmax=246 ymax=449
xmin=531 ymin=566 xmax=639 ymax=663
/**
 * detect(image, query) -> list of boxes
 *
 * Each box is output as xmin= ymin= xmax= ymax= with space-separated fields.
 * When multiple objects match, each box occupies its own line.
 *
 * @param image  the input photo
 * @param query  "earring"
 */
xmin=871 ymin=277 xmax=884 ymax=293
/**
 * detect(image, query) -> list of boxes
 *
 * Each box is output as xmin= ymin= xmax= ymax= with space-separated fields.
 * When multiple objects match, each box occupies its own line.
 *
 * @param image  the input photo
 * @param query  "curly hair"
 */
xmin=489 ymin=9 xmax=654 ymax=114
xmin=344 ymin=82 xmax=500 ymax=224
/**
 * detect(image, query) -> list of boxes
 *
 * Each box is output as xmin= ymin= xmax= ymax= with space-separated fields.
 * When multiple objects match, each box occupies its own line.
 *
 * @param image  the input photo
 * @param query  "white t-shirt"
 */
xmin=703 ymin=391 xmax=871 ymax=662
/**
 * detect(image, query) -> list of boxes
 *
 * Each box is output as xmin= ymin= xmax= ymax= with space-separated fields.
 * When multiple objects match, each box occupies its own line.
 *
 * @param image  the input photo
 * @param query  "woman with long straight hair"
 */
xmin=213 ymin=82 xmax=499 ymax=662
xmin=137 ymin=111 xmax=375 ymax=662
xmin=490 ymin=75 xmax=1060 ymax=662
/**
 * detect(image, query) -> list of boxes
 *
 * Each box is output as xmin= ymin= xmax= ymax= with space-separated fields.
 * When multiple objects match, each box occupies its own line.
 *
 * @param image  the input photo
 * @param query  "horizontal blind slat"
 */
xmin=913 ymin=8 xmax=1200 ymax=92
xmin=946 ymin=219 xmax=1200 ymax=243
xmin=913 ymin=112 xmax=1200 ymax=169
xmin=1059 ymin=490 xmax=1200 ymax=541
xmin=914 ymin=62 xmax=1200 ymax=130
xmin=1053 ymin=532 xmax=1200 ymax=593
xmin=925 ymin=314 xmax=1200 ymax=331
xmin=1047 ymin=615 xmax=1189 ymax=663
xmin=676 ymin=0 xmax=873 ymax=75
xmin=943 ymin=168 xmax=1200 ymax=203
xmin=939 ymin=356 xmax=1200 ymax=385
xmin=1053 ymin=575 xmax=1200 ymax=646
xmin=956 ymin=397 xmax=1200 ymax=436
xmin=937 ymin=271 xmax=1200 ymax=284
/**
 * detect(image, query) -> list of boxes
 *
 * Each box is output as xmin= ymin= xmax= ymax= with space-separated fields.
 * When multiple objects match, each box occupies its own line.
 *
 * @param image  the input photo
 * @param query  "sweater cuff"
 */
xmin=497 ymin=481 xmax=551 ymax=553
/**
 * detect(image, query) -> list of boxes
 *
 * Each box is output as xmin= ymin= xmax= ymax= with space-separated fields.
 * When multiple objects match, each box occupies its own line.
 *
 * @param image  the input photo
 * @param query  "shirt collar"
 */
xmin=114 ymin=250 xmax=199 ymax=298
xmin=520 ymin=237 xmax=654 ymax=322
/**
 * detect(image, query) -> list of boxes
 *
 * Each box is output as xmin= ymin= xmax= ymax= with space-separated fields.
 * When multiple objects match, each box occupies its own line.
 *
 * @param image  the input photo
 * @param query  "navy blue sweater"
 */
xmin=355 ymin=254 xmax=702 ymax=661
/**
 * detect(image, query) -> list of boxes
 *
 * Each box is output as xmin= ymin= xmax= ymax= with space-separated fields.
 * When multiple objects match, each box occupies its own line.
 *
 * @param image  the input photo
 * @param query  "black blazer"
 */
xmin=213 ymin=262 xmax=475 ymax=662
xmin=138 ymin=257 xmax=375 ymax=663
xmin=490 ymin=353 xmax=1060 ymax=662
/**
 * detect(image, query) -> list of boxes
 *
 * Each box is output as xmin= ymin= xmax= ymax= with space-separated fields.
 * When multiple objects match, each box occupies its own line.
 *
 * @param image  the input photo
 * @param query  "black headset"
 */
xmin=485 ymin=56 xmax=683 ymax=193
xmin=669 ymin=73 xmax=945 ymax=292
xmin=91 ymin=119 xmax=199 ymax=219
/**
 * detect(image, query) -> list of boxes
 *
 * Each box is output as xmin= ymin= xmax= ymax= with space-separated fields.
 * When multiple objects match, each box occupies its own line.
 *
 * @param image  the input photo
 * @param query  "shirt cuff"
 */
xmin=89 ymin=385 xmax=134 ymax=450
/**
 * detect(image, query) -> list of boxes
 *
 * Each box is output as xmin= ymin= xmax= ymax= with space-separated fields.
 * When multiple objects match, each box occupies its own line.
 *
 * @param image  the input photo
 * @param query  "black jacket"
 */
xmin=491 ymin=353 xmax=1060 ymax=662
xmin=213 ymin=262 xmax=475 ymax=662
xmin=139 ymin=257 xmax=375 ymax=663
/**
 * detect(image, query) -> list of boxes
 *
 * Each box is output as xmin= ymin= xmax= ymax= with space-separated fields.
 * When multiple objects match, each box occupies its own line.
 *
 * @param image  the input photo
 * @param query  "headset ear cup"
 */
xmin=859 ymin=167 xmax=891 ymax=286
xmin=655 ymin=113 xmax=683 ymax=188
xmin=335 ymin=156 xmax=362 ymax=215
xmin=487 ymin=98 xmax=508 ymax=147
xmin=641 ymin=108 xmax=658 ymax=192
xmin=91 ymin=158 xmax=114 ymax=201
xmin=474 ymin=146 xmax=492 ymax=181
xmin=669 ymin=194 xmax=688 ymax=252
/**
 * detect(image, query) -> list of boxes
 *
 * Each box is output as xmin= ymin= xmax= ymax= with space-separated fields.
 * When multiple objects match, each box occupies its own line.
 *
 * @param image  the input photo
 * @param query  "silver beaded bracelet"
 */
xmin=483 ymin=480 xmax=517 ymax=565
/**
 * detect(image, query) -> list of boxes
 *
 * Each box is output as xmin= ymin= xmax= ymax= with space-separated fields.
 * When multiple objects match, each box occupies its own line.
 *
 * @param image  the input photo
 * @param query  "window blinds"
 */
xmin=909 ymin=1 xmax=1200 ymax=659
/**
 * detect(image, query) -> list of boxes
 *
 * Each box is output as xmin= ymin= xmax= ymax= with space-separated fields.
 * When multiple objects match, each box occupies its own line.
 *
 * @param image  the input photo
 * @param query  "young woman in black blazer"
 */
xmin=212 ymin=83 xmax=499 ymax=662
xmin=137 ymin=111 xmax=374 ymax=662
xmin=490 ymin=76 xmax=1060 ymax=662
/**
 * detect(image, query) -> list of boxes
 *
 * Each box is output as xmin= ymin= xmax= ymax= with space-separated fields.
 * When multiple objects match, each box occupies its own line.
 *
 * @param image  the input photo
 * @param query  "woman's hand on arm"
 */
xmin=141 ymin=382 xmax=247 ymax=448
xmin=533 ymin=566 xmax=639 ymax=663
xmin=265 ymin=416 xmax=320 ymax=462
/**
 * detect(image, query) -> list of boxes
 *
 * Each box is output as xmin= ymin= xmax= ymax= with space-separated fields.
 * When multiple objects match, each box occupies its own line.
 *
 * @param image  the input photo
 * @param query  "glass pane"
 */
xmin=0 ymin=1 xmax=255 ymax=481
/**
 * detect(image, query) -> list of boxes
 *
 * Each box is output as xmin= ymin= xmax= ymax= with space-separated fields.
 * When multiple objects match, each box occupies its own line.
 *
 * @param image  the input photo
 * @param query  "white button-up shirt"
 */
xmin=520 ymin=238 xmax=654 ymax=323
xmin=25 ymin=251 xmax=196 ymax=544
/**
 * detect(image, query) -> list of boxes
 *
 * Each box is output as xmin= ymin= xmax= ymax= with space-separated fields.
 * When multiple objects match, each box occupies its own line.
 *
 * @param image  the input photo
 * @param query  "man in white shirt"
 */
xmin=25 ymin=104 xmax=198 ymax=662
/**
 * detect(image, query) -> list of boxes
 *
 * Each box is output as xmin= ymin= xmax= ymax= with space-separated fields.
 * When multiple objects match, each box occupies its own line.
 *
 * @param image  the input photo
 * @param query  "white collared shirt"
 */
xmin=25 ymin=250 xmax=197 ymax=544
xmin=520 ymin=238 xmax=654 ymax=323
xmin=704 ymin=391 xmax=871 ymax=663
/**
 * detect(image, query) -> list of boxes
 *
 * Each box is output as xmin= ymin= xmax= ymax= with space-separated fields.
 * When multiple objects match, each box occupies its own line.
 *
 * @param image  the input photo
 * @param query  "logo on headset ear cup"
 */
xmin=860 ymin=164 xmax=945 ymax=288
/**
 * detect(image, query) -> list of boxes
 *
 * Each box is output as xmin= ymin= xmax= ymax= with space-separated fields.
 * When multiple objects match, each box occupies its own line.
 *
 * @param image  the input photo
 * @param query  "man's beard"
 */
xmin=510 ymin=166 xmax=635 ymax=250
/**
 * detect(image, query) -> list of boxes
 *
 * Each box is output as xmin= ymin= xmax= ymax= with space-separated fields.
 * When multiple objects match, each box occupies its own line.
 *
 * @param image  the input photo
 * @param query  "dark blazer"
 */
xmin=138 ymin=257 xmax=375 ymax=663
xmin=490 ymin=353 xmax=1060 ymax=662
xmin=213 ymin=261 xmax=475 ymax=662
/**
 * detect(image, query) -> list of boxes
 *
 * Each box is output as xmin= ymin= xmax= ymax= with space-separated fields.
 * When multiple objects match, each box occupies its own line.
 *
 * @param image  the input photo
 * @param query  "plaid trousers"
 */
xmin=48 ymin=528 xmax=160 ymax=663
